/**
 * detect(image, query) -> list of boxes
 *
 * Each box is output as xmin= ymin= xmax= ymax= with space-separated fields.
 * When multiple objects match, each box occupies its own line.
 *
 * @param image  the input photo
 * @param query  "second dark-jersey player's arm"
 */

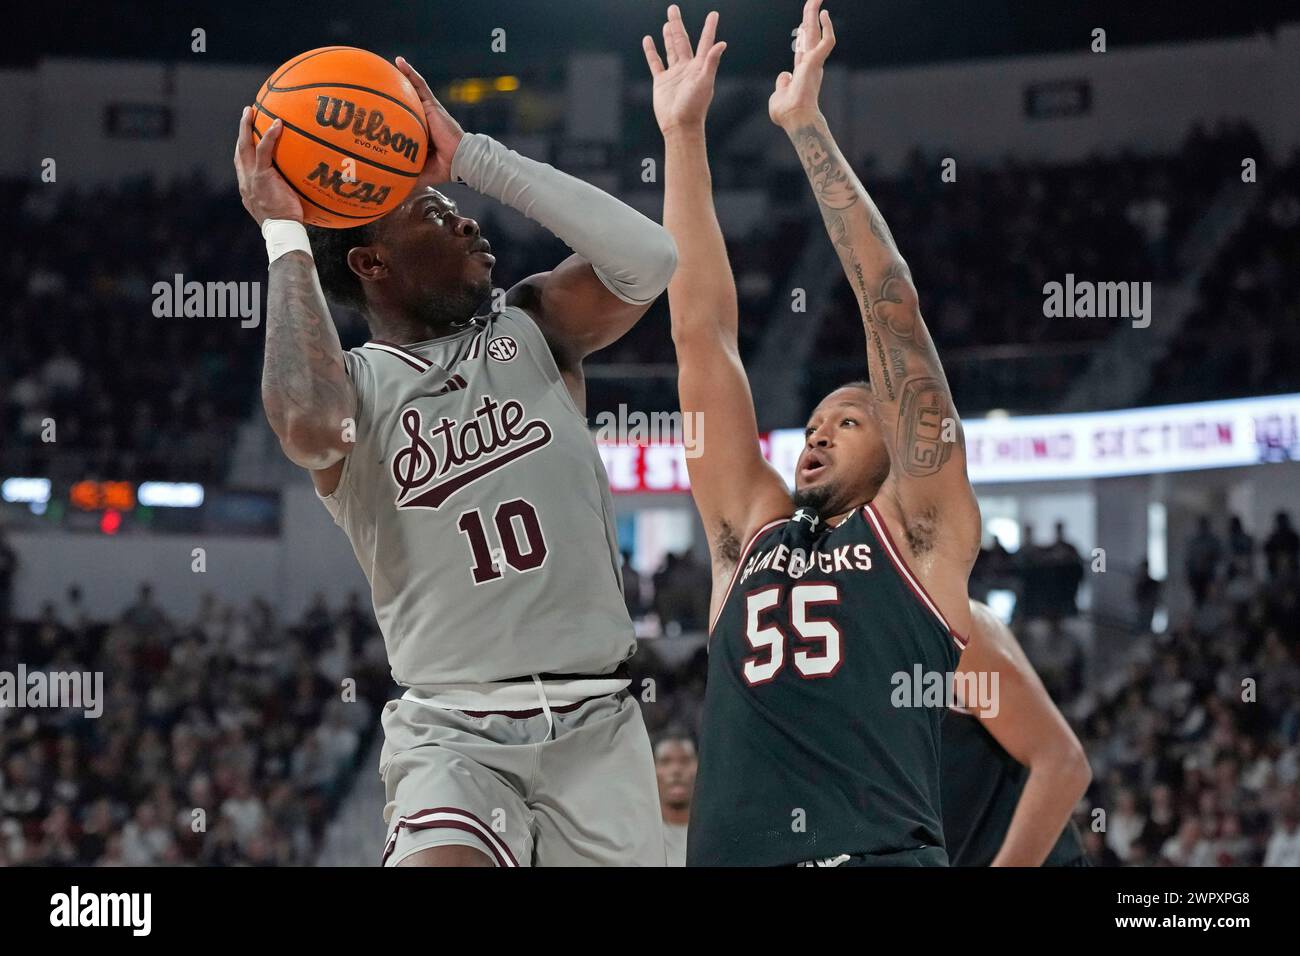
xmin=960 ymin=601 xmax=1092 ymax=866
xmin=647 ymin=8 xmax=790 ymax=588
xmin=775 ymin=2 xmax=980 ymax=566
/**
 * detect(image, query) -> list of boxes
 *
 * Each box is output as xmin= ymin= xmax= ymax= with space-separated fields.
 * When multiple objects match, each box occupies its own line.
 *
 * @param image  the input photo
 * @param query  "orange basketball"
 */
xmin=253 ymin=47 xmax=429 ymax=228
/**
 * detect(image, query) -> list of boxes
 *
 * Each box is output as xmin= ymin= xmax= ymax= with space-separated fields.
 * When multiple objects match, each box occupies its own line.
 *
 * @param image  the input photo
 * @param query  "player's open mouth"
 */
xmin=799 ymin=453 xmax=828 ymax=482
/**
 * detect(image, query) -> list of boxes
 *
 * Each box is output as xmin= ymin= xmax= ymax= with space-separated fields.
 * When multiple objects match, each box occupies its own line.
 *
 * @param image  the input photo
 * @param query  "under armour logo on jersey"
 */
xmin=797 ymin=853 xmax=851 ymax=868
xmin=487 ymin=336 xmax=518 ymax=362
xmin=792 ymin=508 xmax=821 ymax=532
xmin=432 ymin=373 xmax=468 ymax=396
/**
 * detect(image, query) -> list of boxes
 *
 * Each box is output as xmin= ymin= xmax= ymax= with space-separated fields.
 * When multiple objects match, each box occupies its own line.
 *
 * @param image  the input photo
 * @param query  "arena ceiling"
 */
xmin=16 ymin=0 xmax=1295 ymax=76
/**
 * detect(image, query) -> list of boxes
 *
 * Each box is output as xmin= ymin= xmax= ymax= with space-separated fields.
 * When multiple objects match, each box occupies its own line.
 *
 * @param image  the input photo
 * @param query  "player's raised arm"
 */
xmin=959 ymin=601 xmax=1092 ymax=866
xmin=395 ymin=57 xmax=678 ymax=374
xmin=773 ymin=0 xmax=979 ymax=559
xmin=645 ymin=7 xmax=790 ymax=572
xmin=234 ymin=107 xmax=356 ymax=483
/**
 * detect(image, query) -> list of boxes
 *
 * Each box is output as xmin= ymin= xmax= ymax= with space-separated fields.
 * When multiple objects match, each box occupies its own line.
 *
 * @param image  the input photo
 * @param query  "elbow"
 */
xmin=641 ymin=228 xmax=679 ymax=300
xmin=264 ymin=403 xmax=348 ymax=472
xmin=1055 ymin=737 xmax=1093 ymax=802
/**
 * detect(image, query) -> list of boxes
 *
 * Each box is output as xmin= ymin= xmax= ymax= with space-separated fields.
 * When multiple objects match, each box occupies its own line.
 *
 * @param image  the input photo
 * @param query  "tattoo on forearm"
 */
xmin=848 ymin=253 xmax=894 ymax=401
xmin=793 ymin=126 xmax=858 ymax=210
xmin=828 ymin=214 xmax=851 ymax=250
xmin=896 ymin=377 xmax=953 ymax=477
xmin=264 ymin=253 xmax=350 ymax=422
xmin=794 ymin=119 xmax=962 ymax=480
xmin=873 ymin=262 xmax=922 ymax=345
xmin=869 ymin=208 xmax=898 ymax=252
xmin=889 ymin=346 xmax=907 ymax=381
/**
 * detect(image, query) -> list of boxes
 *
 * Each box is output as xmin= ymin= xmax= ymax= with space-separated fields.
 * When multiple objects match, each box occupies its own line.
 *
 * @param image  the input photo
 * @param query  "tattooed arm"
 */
xmin=646 ymin=8 xmax=790 ymax=588
xmin=772 ymin=0 xmax=979 ymax=569
xmin=235 ymin=107 xmax=355 ymax=494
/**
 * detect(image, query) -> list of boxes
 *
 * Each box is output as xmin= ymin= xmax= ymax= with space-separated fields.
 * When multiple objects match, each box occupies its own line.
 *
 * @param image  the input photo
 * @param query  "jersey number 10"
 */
xmin=457 ymin=498 xmax=548 ymax=584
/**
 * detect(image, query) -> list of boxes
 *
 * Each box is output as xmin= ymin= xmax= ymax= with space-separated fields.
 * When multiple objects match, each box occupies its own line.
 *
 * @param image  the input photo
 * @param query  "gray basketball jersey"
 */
xmin=318 ymin=306 xmax=635 ymax=686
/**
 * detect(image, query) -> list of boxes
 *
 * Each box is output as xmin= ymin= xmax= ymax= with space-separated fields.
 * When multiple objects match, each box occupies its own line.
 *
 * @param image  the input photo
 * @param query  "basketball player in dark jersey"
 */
xmin=945 ymin=600 xmax=1091 ymax=866
xmin=646 ymin=2 xmax=980 ymax=866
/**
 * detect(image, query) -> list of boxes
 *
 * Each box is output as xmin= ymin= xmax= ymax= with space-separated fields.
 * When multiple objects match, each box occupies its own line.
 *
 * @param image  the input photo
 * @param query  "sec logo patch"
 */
xmin=487 ymin=336 xmax=519 ymax=362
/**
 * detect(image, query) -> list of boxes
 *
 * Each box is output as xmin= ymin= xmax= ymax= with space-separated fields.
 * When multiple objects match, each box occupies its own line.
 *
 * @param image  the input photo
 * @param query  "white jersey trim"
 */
xmin=862 ymin=503 xmax=967 ymax=650
xmin=708 ymin=517 xmax=792 ymax=636
xmin=362 ymin=340 xmax=435 ymax=371
xmin=401 ymin=677 xmax=630 ymax=712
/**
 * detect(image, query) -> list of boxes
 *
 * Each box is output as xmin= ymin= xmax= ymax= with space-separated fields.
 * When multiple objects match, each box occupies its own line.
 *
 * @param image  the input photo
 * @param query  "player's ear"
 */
xmin=348 ymin=244 xmax=388 ymax=284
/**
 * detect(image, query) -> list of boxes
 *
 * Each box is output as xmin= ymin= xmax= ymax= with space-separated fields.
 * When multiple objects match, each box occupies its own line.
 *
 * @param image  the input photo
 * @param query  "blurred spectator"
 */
xmin=1133 ymin=560 xmax=1162 ymax=633
xmin=121 ymin=583 xmax=167 ymax=634
xmin=653 ymin=551 xmax=711 ymax=635
xmin=1265 ymin=511 xmax=1299 ymax=580
xmin=1227 ymin=515 xmax=1255 ymax=579
xmin=1106 ymin=788 xmax=1146 ymax=862
xmin=0 ymin=593 xmax=390 ymax=866
xmin=1185 ymin=516 xmax=1222 ymax=607
xmin=621 ymin=552 xmax=648 ymax=621
xmin=653 ymin=732 xmax=698 ymax=867
xmin=1044 ymin=521 xmax=1085 ymax=621
xmin=1263 ymin=807 xmax=1300 ymax=866
xmin=0 ymin=526 xmax=15 ymax=624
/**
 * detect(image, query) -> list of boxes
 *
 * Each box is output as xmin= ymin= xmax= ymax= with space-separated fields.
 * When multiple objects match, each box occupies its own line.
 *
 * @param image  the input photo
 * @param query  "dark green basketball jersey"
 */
xmin=687 ymin=503 xmax=967 ymax=867
xmin=941 ymin=707 xmax=1086 ymax=866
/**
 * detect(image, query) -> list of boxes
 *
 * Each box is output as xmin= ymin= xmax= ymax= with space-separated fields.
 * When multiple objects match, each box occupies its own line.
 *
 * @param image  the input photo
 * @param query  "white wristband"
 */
xmin=262 ymin=219 xmax=312 ymax=264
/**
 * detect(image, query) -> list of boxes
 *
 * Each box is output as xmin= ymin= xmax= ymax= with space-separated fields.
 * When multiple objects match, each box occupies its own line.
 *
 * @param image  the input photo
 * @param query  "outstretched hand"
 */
xmin=643 ymin=6 xmax=727 ymax=135
xmin=395 ymin=56 xmax=465 ymax=186
xmin=769 ymin=0 xmax=836 ymax=130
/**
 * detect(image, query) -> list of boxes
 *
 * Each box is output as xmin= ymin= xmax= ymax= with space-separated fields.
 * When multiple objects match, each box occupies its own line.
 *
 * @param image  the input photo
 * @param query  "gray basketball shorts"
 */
xmin=378 ymin=690 xmax=666 ymax=867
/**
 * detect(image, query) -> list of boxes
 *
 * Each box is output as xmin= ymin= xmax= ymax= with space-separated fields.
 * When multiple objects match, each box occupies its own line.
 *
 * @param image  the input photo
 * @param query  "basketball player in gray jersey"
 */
xmin=234 ymin=58 xmax=677 ymax=866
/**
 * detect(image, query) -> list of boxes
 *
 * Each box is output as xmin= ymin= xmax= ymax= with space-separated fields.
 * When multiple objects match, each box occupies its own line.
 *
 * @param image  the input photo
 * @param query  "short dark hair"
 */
xmin=305 ymin=222 xmax=376 ymax=313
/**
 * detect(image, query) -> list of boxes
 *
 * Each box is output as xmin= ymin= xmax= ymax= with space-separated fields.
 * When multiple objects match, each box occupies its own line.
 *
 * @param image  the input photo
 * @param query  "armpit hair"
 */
xmin=714 ymin=519 xmax=742 ymax=567
xmin=903 ymin=503 xmax=940 ymax=558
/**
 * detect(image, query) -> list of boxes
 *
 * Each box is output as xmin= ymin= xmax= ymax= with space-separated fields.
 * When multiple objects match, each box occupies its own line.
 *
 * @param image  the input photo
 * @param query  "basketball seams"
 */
xmin=266 ymin=46 xmax=353 ymax=91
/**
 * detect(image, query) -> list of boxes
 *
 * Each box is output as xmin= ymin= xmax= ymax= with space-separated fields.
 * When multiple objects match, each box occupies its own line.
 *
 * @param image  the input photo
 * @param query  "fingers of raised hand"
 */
xmin=643 ymin=35 xmax=666 ymax=76
xmin=696 ymin=10 xmax=719 ymax=58
xmin=665 ymin=5 xmax=694 ymax=64
xmin=813 ymin=9 xmax=836 ymax=60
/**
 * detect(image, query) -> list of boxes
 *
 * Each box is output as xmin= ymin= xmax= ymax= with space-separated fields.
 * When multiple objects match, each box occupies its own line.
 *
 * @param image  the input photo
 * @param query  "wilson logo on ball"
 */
xmin=314 ymin=97 xmax=421 ymax=165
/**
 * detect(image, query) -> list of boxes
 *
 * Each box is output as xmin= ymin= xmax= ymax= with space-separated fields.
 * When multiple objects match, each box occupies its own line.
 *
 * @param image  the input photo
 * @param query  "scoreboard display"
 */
xmin=0 ymin=479 xmax=279 ymax=536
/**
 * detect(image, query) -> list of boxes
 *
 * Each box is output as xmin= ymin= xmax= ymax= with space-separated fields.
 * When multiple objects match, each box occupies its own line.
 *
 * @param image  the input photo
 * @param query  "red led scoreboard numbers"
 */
xmin=69 ymin=480 xmax=136 ymax=512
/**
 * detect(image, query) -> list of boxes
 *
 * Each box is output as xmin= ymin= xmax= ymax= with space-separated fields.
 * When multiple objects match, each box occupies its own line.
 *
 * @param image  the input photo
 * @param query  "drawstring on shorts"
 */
xmin=530 ymin=674 xmax=555 ymax=740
